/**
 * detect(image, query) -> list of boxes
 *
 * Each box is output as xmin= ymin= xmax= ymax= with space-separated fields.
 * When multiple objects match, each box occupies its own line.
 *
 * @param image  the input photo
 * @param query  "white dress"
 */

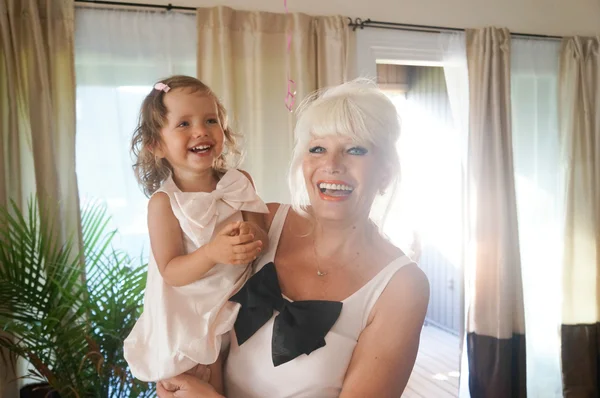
xmin=225 ymin=204 xmax=415 ymax=397
xmin=123 ymin=169 xmax=268 ymax=382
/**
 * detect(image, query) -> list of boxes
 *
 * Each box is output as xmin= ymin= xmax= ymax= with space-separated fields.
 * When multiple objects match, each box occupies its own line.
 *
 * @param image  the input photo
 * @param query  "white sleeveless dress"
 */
xmin=123 ymin=169 xmax=268 ymax=382
xmin=225 ymin=204 xmax=415 ymax=398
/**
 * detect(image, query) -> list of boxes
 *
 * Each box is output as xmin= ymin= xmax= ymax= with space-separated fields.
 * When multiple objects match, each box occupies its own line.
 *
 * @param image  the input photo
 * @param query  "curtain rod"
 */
xmin=73 ymin=2 xmax=563 ymax=40
xmin=74 ymin=0 xmax=195 ymax=11
xmin=348 ymin=18 xmax=562 ymax=40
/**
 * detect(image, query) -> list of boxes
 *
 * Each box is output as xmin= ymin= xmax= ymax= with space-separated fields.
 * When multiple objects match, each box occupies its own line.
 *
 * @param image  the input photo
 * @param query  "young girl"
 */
xmin=123 ymin=75 xmax=269 ymax=393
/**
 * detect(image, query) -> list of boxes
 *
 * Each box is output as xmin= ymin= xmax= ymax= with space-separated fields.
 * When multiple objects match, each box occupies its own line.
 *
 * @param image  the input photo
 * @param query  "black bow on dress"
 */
xmin=229 ymin=262 xmax=343 ymax=366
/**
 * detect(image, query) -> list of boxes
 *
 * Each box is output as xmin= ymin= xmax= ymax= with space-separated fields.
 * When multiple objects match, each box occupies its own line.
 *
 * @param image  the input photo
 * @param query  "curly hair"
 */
xmin=131 ymin=75 xmax=242 ymax=197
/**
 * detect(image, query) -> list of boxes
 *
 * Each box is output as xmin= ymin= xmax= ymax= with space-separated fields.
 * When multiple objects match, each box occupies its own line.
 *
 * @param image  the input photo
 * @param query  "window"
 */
xmin=75 ymin=7 xmax=197 ymax=261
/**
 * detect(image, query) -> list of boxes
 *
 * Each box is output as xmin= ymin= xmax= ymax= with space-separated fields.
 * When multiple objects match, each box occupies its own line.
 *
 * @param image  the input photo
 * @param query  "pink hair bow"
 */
xmin=154 ymin=83 xmax=171 ymax=93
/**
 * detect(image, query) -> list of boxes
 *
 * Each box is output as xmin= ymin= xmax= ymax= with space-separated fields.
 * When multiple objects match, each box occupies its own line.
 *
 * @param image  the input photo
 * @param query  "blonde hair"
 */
xmin=131 ymin=75 xmax=242 ymax=197
xmin=288 ymin=78 xmax=401 ymax=216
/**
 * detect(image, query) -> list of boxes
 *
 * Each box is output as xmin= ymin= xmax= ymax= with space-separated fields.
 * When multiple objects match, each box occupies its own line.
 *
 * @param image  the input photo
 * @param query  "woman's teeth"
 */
xmin=318 ymin=182 xmax=354 ymax=196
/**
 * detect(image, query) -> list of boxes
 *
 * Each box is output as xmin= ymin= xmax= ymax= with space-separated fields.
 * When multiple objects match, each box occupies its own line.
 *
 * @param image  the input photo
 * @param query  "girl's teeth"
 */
xmin=191 ymin=145 xmax=211 ymax=152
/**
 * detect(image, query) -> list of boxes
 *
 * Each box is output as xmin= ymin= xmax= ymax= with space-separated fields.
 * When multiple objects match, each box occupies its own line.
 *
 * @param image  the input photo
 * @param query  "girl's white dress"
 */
xmin=123 ymin=169 xmax=268 ymax=382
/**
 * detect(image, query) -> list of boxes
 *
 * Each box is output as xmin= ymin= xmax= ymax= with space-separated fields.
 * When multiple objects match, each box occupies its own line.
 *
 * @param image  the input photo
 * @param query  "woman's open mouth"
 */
xmin=317 ymin=180 xmax=354 ymax=201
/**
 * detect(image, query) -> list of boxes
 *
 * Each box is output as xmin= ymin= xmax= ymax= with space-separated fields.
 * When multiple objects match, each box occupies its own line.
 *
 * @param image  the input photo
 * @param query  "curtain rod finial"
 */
xmin=348 ymin=17 xmax=366 ymax=32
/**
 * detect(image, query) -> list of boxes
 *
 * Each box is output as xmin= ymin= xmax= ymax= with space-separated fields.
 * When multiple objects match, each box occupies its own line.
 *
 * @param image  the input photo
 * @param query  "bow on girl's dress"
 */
xmin=230 ymin=262 xmax=343 ymax=366
xmin=171 ymin=169 xmax=268 ymax=246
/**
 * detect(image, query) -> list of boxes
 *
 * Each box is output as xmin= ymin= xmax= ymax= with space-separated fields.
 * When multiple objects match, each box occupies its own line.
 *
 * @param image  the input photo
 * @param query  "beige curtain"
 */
xmin=465 ymin=27 xmax=527 ymax=398
xmin=196 ymin=6 xmax=355 ymax=203
xmin=559 ymin=36 xmax=600 ymax=398
xmin=0 ymin=0 xmax=80 ymax=396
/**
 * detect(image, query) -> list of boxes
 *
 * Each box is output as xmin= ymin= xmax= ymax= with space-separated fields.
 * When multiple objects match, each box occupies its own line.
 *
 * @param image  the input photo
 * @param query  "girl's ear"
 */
xmin=148 ymin=143 xmax=165 ymax=158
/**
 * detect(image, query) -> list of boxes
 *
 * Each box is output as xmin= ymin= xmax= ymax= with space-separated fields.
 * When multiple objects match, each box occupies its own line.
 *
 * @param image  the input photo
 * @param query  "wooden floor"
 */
xmin=403 ymin=325 xmax=460 ymax=398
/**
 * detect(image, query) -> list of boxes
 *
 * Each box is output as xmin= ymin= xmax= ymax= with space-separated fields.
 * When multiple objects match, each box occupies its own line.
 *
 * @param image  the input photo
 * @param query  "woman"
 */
xmin=157 ymin=79 xmax=430 ymax=397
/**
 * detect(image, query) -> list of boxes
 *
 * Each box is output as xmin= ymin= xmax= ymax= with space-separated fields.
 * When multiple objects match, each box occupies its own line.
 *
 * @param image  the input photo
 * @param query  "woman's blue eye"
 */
xmin=348 ymin=146 xmax=368 ymax=155
xmin=308 ymin=146 xmax=325 ymax=154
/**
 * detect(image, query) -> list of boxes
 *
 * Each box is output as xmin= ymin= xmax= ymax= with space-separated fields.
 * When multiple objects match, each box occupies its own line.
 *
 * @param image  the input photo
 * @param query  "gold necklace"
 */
xmin=312 ymin=234 xmax=360 ymax=277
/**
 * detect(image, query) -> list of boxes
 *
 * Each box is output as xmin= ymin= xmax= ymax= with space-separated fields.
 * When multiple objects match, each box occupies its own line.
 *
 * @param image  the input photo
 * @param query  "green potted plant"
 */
xmin=0 ymin=198 xmax=153 ymax=397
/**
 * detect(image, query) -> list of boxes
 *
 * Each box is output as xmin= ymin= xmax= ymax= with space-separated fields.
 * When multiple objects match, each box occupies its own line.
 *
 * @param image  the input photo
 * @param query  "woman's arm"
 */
xmin=148 ymin=193 xmax=261 ymax=287
xmin=241 ymin=211 xmax=269 ymax=253
xmin=239 ymin=169 xmax=270 ymax=253
xmin=339 ymin=264 xmax=430 ymax=398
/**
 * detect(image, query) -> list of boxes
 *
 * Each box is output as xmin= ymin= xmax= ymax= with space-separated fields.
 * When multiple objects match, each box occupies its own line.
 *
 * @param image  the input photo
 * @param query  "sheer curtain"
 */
xmin=75 ymin=7 xmax=197 ymax=261
xmin=511 ymin=38 xmax=562 ymax=398
xmin=439 ymin=32 xmax=470 ymax=398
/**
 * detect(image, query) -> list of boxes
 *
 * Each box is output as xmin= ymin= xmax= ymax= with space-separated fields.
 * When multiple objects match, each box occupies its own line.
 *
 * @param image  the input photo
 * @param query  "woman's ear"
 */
xmin=379 ymin=162 xmax=400 ymax=195
xmin=379 ymin=171 xmax=391 ymax=195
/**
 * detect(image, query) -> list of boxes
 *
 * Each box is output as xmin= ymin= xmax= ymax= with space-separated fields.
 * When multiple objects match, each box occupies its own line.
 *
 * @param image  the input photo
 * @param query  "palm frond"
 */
xmin=0 ymin=197 xmax=152 ymax=397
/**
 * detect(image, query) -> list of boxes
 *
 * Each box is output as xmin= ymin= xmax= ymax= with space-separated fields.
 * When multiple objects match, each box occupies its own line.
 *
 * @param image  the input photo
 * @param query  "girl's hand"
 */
xmin=157 ymin=374 xmax=223 ymax=398
xmin=205 ymin=222 xmax=262 ymax=265
xmin=160 ymin=364 xmax=211 ymax=393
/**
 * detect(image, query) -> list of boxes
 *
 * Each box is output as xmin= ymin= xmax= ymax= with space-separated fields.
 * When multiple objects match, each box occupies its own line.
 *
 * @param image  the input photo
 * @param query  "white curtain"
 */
xmin=511 ymin=38 xmax=563 ymax=398
xmin=439 ymin=31 xmax=470 ymax=398
xmin=74 ymin=7 xmax=197 ymax=260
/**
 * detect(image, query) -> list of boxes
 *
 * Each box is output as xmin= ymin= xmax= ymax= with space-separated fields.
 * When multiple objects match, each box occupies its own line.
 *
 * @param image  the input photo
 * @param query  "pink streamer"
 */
xmin=284 ymin=0 xmax=296 ymax=112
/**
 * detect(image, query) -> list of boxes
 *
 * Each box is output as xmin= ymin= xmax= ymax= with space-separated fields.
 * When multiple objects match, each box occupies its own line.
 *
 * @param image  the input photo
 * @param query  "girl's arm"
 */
xmin=338 ymin=264 xmax=430 ymax=398
xmin=148 ymin=193 xmax=262 ymax=287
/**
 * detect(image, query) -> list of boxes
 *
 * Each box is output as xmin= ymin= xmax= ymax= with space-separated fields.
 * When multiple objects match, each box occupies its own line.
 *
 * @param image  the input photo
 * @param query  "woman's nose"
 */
xmin=323 ymin=152 xmax=345 ymax=174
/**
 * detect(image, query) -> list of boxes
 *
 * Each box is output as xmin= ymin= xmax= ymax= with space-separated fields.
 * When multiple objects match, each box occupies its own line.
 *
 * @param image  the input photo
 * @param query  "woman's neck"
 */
xmin=311 ymin=217 xmax=375 ymax=259
xmin=172 ymin=168 xmax=218 ymax=192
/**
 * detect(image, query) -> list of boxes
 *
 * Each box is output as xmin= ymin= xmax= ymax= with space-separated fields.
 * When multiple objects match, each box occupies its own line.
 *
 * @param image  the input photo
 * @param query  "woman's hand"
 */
xmin=157 ymin=374 xmax=224 ymax=398
xmin=239 ymin=210 xmax=270 ymax=253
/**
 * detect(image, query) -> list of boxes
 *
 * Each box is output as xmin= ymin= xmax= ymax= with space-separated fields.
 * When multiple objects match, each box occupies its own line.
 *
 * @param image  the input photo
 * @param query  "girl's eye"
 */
xmin=348 ymin=146 xmax=368 ymax=155
xmin=308 ymin=146 xmax=325 ymax=154
xmin=177 ymin=121 xmax=189 ymax=128
xmin=207 ymin=118 xmax=219 ymax=125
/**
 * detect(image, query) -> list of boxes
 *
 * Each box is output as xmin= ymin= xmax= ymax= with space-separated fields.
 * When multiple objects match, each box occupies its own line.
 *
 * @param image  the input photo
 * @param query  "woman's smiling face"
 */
xmin=302 ymin=135 xmax=385 ymax=223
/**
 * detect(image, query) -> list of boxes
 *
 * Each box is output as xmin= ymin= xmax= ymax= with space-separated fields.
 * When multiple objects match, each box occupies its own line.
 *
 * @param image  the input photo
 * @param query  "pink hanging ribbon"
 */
xmin=284 ymin=0 xmax=296 ymax=112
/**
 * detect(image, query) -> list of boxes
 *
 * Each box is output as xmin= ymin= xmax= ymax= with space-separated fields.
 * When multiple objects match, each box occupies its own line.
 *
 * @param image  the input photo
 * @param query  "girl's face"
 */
xmin=154 ymin=88 xmax=224 ymax=179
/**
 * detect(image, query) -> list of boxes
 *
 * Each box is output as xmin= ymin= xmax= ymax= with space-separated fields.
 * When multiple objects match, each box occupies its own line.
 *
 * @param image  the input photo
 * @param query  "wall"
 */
xmin=124 ymin=0 xmax=600 ymax=37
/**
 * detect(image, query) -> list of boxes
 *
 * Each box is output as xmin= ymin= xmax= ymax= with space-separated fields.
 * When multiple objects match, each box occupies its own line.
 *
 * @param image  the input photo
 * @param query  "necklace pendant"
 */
xmin=317 ymin=270 xmax=328 ymax=277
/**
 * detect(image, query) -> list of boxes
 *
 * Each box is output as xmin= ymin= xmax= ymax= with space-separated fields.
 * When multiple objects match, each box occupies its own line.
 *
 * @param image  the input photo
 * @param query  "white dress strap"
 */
xmin=357 ymin=255 xmax=415 ymax=329
xmin=256 ymin=204 xmax=290 ymax=271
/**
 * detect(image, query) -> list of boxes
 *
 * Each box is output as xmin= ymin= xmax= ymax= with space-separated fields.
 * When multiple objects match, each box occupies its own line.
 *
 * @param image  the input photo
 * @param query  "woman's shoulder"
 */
xmin=265 ymin=202 xmax=295 ymax=230
xmin=364 ymin=232 xmax=429 ymax=316
xmin=264 ymin=203 xmax=307 ymax=231
xmin=372 ymin=258 xmax=429 ymax=323
xmin=263 ymin=203 xmax=280 ymax=230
